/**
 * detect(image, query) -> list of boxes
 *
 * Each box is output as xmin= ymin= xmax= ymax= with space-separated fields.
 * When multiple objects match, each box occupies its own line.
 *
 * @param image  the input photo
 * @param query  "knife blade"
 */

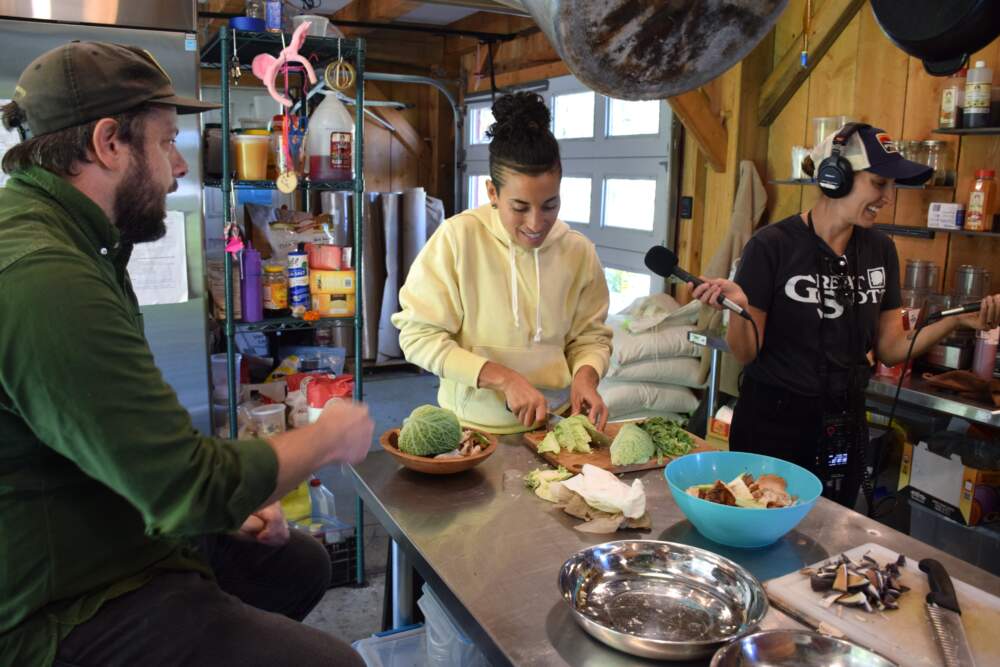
xmin=919 ymin=558 xmax=976 ymax=667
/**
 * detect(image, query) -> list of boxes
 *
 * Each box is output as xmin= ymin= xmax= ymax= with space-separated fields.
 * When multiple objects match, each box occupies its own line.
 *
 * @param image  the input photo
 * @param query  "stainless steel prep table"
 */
xmin=349 ymin=436 xmax=1000 ymax=666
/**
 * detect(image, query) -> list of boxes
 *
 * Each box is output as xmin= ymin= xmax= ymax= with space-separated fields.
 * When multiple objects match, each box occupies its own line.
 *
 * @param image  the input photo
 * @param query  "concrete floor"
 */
xmin=305 ymin=368 xmax=440 ymax=645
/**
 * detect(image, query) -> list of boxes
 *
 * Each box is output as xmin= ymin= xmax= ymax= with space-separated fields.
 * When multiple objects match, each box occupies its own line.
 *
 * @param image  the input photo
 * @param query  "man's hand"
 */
xmin=958 ymin=293 xmax=1000 ymax=331
xmin=238 ymin=502 xmax=290 ymax=546
xmin=479 ymin=361 xmax=547 ymax=428
xmin=690 ymin=277 xmax=748 ymax=312
xmin=571 ymin=365 xmax=608 ymax=431
xmin=312 ymin=400 xmax=374 ymax=466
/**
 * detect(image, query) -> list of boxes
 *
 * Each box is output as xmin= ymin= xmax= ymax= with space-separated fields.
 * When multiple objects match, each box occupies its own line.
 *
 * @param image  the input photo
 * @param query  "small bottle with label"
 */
xmin=966 ymin=169 xmax=997 ymax=232
xmin=262 ymin=262 xmax=289 ymax=318
xmin=287 ymin=249 xmax=310 ymax=318
xmin=963 ymin=60 xmax=993 ymax=129
xmin=939 ymin=68 xmax=966 ymax=129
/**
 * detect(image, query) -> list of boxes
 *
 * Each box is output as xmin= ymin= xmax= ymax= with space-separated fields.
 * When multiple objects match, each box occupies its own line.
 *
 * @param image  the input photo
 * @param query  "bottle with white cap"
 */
xmin=964 ymin=60 xmax=993 ymax=129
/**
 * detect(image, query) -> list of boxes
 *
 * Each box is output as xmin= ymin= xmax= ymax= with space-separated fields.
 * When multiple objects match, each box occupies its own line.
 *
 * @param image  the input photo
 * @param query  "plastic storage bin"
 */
xmin=352 ymin=624 xmax=426 ymax=667
xmin=909 ymin=500 xmax=1000 ymax=577
xmin=417 ymin=584 xmax=490 ymax=667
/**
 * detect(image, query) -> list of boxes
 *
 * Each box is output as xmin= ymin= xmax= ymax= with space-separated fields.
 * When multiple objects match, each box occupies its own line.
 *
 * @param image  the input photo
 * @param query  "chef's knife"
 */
xmin=919 ymin=558 xmax=976 ymax=667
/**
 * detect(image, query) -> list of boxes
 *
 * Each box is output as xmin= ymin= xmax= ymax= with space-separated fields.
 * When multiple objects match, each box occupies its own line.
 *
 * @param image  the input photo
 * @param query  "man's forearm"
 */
xmin=884 ymin=317 xmax=959 ymax=366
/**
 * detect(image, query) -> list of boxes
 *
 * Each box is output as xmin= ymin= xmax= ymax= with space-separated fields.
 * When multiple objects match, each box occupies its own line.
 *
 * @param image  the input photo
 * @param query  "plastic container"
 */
xmin=240 ymin=248 xmax=263 ymax=322
xmin=306 ymin=92 xmax=354 ymax=182
xmin=664 ymin=451 xmax=822 ymax=548
xmin=306 ymin=375 xmax=353 ymax=423
xmin=418 ymin=584 xmax=490 ymax=667
xmin=972 ymin=327 xmax=998 ymax=380
xmin=291 ymin=13 xmax=329 ymax=36
xmin=250 ymin=403 xmax=286 ymax=436
xmin=790 ymin=145 xmax=808 ymax=179
xmin=306 ymin=243 xmax=343 ymax=270
xmin=287 ymin=250 xmax=310 ymax=318
xmin=264 ymin=0 xmax=281 ymax=32
xmin=963 ymin=60 xmax=993 ymax=129
xmin=232 ymin=133 xmax=269 ymax=181
xmin=210 ymin=352 xmax=242 ymax=394
xmin=811 ymin=115 xmax=851 ymax=148
xmin=309 ymin=477 xmax=337 ymax=522
xmin=966 ymin=169 xmax=997 ymax=232
xmin=352 ymin=625 xmax=427 ymax=667
xmin=939 ymin=68 xmax=966 ymax=129
xmin=263 ymin=262 xmax=289 ymax=317
xmin=229 ymin=16 xmax=265 ymax=31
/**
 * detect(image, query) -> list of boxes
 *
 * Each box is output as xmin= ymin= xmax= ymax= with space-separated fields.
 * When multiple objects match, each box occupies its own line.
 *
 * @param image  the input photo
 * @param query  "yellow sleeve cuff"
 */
xmin=572 ymin=353 xmax=609 ymax=379
xmin=442 ymin=346 xmax=490 ymax=388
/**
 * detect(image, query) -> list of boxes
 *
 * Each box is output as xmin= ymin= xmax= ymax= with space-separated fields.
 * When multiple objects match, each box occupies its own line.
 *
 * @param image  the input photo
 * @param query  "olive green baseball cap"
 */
xmin=12 ymin=40 xmax=219 ymax=137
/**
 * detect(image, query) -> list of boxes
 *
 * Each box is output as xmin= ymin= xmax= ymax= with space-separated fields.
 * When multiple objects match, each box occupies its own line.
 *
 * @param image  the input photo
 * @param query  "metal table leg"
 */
xmin=390 ymin=539 xmax=414 ymax=628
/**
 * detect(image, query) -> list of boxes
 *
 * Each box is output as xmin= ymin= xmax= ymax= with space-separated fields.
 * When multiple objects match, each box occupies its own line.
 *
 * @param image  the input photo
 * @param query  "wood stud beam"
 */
xmin=668 ymin=91 xmax=729 ymax=173
xmin=758 ymin=0 xmax=865 ymax=126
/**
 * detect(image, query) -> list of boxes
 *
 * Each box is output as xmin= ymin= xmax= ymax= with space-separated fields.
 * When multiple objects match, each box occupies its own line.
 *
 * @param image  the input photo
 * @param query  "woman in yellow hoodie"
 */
xmin=392 ymin=92 xmax=612 ymax=434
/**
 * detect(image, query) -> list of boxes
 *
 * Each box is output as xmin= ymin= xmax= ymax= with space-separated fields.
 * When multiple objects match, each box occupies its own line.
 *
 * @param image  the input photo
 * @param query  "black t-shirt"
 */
xmin=734 ymin=214 xmax=901 ymax=397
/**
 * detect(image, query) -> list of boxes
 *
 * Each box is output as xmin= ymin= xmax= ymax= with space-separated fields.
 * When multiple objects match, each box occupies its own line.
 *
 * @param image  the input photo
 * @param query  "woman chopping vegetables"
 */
xmin=692 ymin=123 xmax=1000 ymax=507
xmin=392 ymin=92 xmax=613 ymax=434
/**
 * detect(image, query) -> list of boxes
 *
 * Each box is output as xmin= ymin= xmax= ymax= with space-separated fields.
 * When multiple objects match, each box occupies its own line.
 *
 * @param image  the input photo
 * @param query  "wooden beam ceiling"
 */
xmin=332 ymin=0 xmax=423 ymax=36
xmin=668 ymin=91 xmax=729 ymax=173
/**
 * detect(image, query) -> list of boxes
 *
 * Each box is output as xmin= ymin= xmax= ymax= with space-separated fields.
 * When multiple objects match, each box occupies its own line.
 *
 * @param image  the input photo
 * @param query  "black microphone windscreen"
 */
xmin=644 ymin=245 xmax=678 ymax=277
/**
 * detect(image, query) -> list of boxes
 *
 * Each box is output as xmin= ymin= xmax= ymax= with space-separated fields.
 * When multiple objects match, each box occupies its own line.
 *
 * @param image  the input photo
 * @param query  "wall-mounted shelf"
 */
xmin=204 ymin=177 xmax=356 ymax=192
xmin=874 ymin=224 xmax=1000 ymax=240
xmin=932 ymin=126 xmax=1000 ymax=136
xmin=770 ymin=179 xmax=953 ymax=190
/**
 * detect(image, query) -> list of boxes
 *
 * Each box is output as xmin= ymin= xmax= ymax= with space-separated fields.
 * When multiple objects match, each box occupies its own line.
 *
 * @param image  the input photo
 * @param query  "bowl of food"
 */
xmin=710 ymin=629 xmax=896 ymax=666
xmin=664 ymin=451 xmax=822 ymax=548
xmin=558 ymin=540 xmax=768 ymax=661
xmin=380 ymin=405 xmax=498 ymax=475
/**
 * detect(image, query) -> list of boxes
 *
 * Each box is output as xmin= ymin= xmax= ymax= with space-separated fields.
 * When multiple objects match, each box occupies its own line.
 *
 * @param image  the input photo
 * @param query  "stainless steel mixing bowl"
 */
xmin=710 ymin=629 xmax=897 ymax=667
xmin=558 ymin=540 xmax=768 ymax=661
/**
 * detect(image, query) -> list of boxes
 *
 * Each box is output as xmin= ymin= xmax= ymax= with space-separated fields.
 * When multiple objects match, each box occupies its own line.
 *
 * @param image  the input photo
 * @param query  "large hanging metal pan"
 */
xmin=870 ymin=0 xmax=1000 ymax=76
xmin=492 ymin=0 xmax=788 ymax=100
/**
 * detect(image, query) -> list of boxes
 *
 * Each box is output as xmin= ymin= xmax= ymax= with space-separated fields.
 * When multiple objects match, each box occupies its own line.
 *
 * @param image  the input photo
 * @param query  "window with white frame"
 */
xmin=463 ymin=76 xmax=675 ymax=314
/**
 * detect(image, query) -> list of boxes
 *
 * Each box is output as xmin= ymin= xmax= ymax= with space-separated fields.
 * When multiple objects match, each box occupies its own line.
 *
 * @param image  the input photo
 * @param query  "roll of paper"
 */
xmin=400 ymin=187 xmax=427 ymax=283
xmin=358 ymin=192 xmax=385 ymax=360
xmin=378 ymin=192 xmax=403 ymax=361
xmin=319 ymin=191 xmax=352 ymax=246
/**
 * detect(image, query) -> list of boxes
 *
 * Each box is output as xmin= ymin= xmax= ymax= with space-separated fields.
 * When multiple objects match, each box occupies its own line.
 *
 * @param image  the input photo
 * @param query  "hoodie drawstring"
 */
xmin=533 ymin=248 xmax=542 ymax=342
xmin=509 ymin=243 xmax=520 ymax=330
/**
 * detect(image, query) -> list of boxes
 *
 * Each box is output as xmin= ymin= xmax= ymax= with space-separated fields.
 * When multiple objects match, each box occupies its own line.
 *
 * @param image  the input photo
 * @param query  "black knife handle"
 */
xmin=920 ymin=558 xmax=961 ymax=614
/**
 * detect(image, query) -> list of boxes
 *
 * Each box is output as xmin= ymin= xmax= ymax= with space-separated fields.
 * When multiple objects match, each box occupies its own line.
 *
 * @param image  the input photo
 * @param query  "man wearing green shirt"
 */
xmin=0 ymin=43 xmax=372 ymax=666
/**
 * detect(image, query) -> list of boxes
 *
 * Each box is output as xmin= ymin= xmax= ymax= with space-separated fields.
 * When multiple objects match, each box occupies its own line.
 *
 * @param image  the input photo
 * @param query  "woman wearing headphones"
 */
xmin=692 ymin=123 xmax=1000 ymax=507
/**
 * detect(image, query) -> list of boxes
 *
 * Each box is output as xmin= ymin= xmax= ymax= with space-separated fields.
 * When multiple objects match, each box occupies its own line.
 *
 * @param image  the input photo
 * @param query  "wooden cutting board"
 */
xmin=764 ymin=543 xmax=1000 ymax=667
xmin=522 ymin=420 xmax=716 ymax=474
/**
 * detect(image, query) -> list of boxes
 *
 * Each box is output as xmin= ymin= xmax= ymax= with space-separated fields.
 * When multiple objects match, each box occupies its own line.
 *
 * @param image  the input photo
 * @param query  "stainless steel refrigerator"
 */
xmin=0 ymin=1 xmax=212 ymax=431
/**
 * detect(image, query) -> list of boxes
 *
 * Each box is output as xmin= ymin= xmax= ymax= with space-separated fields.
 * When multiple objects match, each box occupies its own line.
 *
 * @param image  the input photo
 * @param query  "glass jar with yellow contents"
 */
xmin=262 ymin=261 xmax=289 ymax=318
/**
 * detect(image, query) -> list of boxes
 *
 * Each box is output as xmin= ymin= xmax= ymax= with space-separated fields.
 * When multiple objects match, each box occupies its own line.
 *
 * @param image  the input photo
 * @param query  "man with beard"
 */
xmin=0 ymin=43 xmax=371 ymax=666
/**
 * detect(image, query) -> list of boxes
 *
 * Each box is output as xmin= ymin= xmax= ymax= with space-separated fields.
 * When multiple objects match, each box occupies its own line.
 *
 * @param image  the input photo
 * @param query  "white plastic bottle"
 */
xmin=964 ymin=60 xmax=993 ymax=129
xmin=306 ymin=92 xmax=354 ymax=181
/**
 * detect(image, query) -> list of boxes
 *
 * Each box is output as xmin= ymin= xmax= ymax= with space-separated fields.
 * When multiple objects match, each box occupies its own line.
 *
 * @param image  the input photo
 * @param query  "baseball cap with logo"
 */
xmin=10 ymin=41 xmax=219 ymax=137
xmin=808 ymin=124 xmax=933 ymax=186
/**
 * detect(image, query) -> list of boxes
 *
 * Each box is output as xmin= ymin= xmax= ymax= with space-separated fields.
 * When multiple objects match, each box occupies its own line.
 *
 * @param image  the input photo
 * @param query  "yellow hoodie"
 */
xmin=391 ymin=204 xmax=612 ymax=434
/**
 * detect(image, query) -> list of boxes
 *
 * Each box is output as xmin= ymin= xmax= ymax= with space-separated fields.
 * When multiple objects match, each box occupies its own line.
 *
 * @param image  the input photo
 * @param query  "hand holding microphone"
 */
xmin=643 ymin=246 xmax=752 ymax=320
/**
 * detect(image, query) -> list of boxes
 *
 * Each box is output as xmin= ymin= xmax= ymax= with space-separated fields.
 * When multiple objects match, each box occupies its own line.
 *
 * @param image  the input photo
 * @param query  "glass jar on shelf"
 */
xmin=263 ymin=261 xmax=289 ymax=318
xmin=921 ymin=140 xmax=951 ymax=186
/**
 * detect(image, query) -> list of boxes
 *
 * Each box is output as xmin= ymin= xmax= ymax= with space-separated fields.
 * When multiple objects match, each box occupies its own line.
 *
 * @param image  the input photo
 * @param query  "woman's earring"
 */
xmin=490 ymin=202 xmax=498 ymax=209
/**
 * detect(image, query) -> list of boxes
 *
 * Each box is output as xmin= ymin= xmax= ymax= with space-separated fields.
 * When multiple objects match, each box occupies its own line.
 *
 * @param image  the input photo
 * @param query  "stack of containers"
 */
xmin=308 ymin=242 xmax=356 ymax=317
xmin=598 ymin=294 xmax=703 ymax=421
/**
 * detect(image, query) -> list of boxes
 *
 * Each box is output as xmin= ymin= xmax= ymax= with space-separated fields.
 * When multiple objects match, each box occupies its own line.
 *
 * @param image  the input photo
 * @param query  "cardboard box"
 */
xmin=310 ymin=269 xmax=355 ymax=295
xmin=706 ymin=417 xmax=730 ymax=451
xmin=899 ymin=440 xmax=1000 ymax=526
xmin=927 ymin=202 xmax=964 ymax=230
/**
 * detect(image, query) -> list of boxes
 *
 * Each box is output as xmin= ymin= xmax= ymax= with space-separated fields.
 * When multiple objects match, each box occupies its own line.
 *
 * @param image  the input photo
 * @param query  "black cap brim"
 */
xmin=152 ymin=94 xmax=221 ymax=114
xmin=867 ymin=154 xmax=934 ymax=186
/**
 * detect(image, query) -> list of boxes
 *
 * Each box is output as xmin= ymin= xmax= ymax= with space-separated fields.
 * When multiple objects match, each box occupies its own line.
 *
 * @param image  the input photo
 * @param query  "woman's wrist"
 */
xmin=573 ymin=364 xmax=600 ymax=387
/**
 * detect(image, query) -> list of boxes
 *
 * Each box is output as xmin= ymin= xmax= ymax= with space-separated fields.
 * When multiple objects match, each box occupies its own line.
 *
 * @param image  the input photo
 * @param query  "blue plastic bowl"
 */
xmin=229 ymin=16 xmax=266 ymax=32
xmin=664 ymin=451 xmax=822 ymax=548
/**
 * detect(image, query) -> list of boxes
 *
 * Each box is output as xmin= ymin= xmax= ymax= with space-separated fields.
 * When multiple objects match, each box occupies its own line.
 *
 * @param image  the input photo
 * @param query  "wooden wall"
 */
xmin=678 ymin=1 xmax=1000 ymax=298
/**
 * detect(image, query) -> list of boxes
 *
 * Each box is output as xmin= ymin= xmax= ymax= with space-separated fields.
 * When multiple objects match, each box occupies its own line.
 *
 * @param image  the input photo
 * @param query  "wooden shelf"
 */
xmin=932 ymin=126 xmax=1000 ymax=136
xmin=770 ymin=179 xmax=953 ymax=190
xmin=874 ymin=224 xmax=1000 ymax=240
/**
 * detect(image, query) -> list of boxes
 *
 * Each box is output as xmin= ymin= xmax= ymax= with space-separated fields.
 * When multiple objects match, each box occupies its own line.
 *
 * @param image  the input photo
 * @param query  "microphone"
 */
xmin=925 ymin=302 xmax=981 ymax=323
xmin=644 ymin=246 xmax=751 ymax=320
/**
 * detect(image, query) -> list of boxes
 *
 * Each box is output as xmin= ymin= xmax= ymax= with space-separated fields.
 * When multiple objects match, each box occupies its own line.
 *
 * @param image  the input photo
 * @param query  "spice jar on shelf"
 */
xmin=263 ymin=261 xmax=290 ymax=318
xmin=965 ymin=170 xmax=997 ymax=232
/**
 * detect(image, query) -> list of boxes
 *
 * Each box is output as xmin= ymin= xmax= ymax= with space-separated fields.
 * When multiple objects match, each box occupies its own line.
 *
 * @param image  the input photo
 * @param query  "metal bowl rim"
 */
xmin=709 ymin=628 xmax=899 ymax=667
xmin=558 ymin=539 xmax=769 ymax=648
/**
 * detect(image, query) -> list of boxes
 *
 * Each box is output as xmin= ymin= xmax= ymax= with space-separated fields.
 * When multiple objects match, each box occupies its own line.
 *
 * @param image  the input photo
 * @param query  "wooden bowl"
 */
xmin=379 ymin=428 xmax=498 ymax=475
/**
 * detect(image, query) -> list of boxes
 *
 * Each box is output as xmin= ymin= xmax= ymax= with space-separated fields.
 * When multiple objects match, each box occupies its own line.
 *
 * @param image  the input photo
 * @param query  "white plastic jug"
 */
xmin=306 ymin=91 xmax=354 ymax=181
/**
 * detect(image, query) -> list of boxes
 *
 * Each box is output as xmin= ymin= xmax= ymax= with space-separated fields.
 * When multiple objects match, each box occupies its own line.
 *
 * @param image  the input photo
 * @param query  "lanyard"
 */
xmin=807 ymin=212 xmax=863 ymax=405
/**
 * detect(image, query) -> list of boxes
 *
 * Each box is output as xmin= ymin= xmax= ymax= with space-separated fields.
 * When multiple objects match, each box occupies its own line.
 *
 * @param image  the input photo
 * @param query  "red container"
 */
xmin=306 ymin=243 xmax=343 ymax=270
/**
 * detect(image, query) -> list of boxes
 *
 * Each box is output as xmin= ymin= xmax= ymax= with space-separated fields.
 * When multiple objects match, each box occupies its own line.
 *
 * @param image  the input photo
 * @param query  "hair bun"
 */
xmin=487 ymin=92 xmax=550 ymax=142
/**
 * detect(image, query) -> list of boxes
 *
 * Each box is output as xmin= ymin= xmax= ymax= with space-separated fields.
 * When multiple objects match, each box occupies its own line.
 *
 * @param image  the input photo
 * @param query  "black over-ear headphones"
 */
xmin=816 ymin=122 xmax=869 ymax=199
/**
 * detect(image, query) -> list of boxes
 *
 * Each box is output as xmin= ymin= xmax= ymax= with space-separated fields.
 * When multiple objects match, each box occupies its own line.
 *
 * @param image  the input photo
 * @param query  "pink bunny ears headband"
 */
xmin=251 ymin=21 xmax=317 ymax=108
